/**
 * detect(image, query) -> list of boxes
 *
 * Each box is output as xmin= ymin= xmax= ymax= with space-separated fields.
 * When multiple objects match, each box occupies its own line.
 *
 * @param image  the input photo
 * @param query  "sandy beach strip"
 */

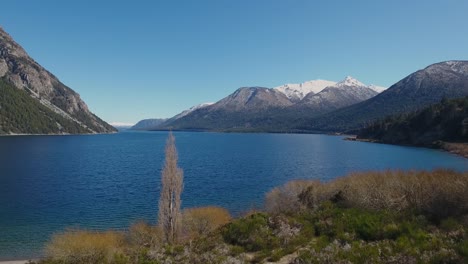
xmin=0 ymin=260 xmax=31 ymax=264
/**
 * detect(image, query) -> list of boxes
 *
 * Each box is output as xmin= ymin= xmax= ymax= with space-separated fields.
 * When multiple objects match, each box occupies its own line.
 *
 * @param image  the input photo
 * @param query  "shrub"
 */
xmin=296 ymin=169 xmax=468 ymax=220
xmin=127 ymin=221 xmax=162 ymax=248
xmin=182 ymin=206 xmax=231 ymax=240
xmin=458 ymin=239 xmax=468 ymax=257
xmin=221 ymin=213 xmax=279 ymax=252
xmin=45 ymin=229 xmax=124 ymax=264
xmin=265 ymin=180 xmax=318 ymax=214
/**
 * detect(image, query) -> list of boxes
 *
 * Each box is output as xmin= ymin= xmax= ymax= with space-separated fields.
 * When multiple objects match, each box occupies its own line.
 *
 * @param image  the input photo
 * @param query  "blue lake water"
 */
xmin=0 ymin=131 xmax=467 ymax=260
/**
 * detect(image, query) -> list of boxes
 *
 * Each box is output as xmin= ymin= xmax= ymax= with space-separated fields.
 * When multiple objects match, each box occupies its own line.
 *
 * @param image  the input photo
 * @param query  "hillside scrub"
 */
xmin=266 ymin=169 xmax=468 ymax=220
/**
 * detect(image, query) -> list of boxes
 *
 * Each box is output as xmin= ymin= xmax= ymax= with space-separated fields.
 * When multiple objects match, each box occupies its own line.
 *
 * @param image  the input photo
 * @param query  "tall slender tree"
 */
xmin=158 ymin=132 xmax=184 ymax=244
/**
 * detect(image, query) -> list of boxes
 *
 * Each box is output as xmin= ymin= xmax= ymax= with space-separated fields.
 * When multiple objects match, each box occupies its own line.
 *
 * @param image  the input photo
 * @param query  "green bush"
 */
xmin=440 ymin=217 xmax=461 ymax=231
xmin=221 ymin=213 xmax=279 ymax=252
xmin=458 ymin=239 xmax=468 ymax=257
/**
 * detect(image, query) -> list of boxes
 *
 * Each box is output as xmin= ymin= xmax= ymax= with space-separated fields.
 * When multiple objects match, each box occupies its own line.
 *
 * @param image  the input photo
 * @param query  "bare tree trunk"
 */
xmin=158 ymin=132 xmax=183 ymax=244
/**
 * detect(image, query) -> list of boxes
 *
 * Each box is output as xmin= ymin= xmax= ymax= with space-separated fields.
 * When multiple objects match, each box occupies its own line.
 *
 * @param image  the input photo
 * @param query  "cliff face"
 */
xmin=0 ymin=27 xmax=116 ymax=134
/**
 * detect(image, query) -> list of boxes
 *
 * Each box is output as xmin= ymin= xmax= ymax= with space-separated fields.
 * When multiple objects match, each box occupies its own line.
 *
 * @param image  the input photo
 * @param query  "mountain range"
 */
xmin=136 ymin=61 xmax=468 ymax=133
xmin=145 ymin=76 xmax=382 ymax=132
xmin=303 ymin=61 xmax=468 ymax=132
xmin=2 ymin=26 xmax=467 ymax=135
xmin=0 ymin=27 xmax=115 ymax=135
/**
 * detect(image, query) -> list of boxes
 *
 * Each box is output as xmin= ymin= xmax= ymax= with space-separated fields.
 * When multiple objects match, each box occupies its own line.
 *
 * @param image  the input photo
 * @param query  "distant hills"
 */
xmin=0 ymin=27 xmax=116 ymax=135
xmin=135 ymin=61 xmax=468 ymax=134
xmin=131 ymin=118 xmax=167 ymax=130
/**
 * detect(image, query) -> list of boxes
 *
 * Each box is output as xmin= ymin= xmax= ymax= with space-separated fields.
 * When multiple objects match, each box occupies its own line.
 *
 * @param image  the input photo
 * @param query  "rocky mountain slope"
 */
xmin=0 ymin=26 xmax=116 ymax=134
xmin=210 ymin=87 xmax=294 ymax=111
xmin=157 ymin=87 xmax=295 ymax=132
xmin=301 ymin=61 xmax=468 ymax=132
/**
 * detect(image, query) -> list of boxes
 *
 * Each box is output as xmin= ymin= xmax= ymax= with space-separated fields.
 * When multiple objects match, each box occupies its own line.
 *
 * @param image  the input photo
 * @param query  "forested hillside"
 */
xmin=357 ymin=97 xmax=468 ymax=146
xmin=0 ymin=79 xmax=88 ymax=134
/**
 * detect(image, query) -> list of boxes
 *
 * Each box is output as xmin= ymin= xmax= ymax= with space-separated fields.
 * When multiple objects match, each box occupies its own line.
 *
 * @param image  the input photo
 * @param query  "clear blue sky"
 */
xmin=1 ymin=0 xmax=467 ymax=124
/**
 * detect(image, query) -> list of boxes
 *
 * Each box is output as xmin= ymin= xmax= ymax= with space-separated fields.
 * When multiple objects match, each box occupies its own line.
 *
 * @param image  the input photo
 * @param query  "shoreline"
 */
xmin=0 ymin=261 xmax=32 ymax=264
xmin=345 ymin=136 xmax=468 ymax=159
xmin=0 ymin=131 xmax=117 ymax=137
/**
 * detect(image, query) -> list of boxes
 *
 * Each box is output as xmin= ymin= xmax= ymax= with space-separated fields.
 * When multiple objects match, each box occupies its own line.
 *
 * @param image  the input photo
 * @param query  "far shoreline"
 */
xmin=0 ymin=260 xmax=33 ymax=264
xmin=345 ymin=136 xmax=468 ymax=159
xmin=0 ymin=131 xmax=117 ymax=137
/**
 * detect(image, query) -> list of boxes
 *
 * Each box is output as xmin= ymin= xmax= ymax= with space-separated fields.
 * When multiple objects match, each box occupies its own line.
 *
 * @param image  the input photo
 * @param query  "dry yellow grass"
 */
xmin=45 ymin=229 xmax=124 ymax=264
xmin=330 ymin=169 xmax=468 ymax=217
xmin=182 ymin=206 xmax=231 ymax=240
xmin=266 ymin=169 xmax=468 ymax=219
xmin=127 ymin=221 xmax=162 ymax=249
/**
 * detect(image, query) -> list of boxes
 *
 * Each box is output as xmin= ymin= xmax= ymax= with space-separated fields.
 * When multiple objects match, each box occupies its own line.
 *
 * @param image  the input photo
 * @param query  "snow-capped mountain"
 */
xmin=143 ymin=76 xmax=387 ymax=132
xmin=274 ymin=80 xmax=336 ymax=102
xmin=299 ymin=76 xmax=378 ymax=110
xmin=274 ymin=77 xmax=386 ymax=101
xmin=335 ymin=76 xmax=366 ymax=87
xmin=173 ymin=102 xmax=214 ymax=119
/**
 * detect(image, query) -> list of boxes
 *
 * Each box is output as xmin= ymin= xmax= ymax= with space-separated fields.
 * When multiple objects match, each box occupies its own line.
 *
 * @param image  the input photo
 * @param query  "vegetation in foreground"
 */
xmin=35 ymin=169 xmax=468 ymax=264
xmin=356 ymin=97 xmax=468 ymax=157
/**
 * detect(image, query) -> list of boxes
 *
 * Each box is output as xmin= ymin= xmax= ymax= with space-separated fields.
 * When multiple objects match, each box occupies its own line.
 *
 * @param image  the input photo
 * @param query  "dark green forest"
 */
xmin=357 ymin=97 xmax=468 ymax=146
xmin=0 ymin=78 xmax=89 ymax=134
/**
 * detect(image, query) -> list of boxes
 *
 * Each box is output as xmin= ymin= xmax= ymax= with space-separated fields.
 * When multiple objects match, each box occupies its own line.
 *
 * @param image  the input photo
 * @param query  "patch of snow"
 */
xmin=335 ymin=76 xmax=366 ymax=87
xmin=333 ymin=76 xmax=386 ymax=93
xmin=274 ymin=79 xmax=337 ymax=100
xmin=173 ymin=102 xmax=214 ymax=119
xmin=367 ymin=84 xmax=387 ymax=93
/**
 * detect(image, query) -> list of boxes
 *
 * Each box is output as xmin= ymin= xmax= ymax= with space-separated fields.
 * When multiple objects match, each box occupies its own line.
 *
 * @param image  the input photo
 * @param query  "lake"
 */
xmin=0 ymin=131 xmax=467 ymax=260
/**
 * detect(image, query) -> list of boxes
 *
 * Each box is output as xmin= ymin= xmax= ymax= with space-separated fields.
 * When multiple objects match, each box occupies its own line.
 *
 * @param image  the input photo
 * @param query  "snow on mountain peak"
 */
xmin=274 ymin=77 xmax=386 ymax=101
xmin=274 ymin=79 xmax=336 ymax=101
xmin=336 ymin=76 xmax=366 ymax=87
xmin=367 ymin=85 xmax=387 ymax=93
xmin=173 ymin=102 xmax=214 ymax=119
xmin=333 ymin=76 xmax=387 ymax=92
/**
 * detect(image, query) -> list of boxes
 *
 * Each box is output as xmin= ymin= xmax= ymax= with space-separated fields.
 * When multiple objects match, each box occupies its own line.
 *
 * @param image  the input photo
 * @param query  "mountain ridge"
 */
xmin=155 ymin=76 xmax=380 ymax=132
xmin=0 ymin=26 xmax=116 ymax=134
xmin=301 ymin=60 xmax=468 ymax=132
